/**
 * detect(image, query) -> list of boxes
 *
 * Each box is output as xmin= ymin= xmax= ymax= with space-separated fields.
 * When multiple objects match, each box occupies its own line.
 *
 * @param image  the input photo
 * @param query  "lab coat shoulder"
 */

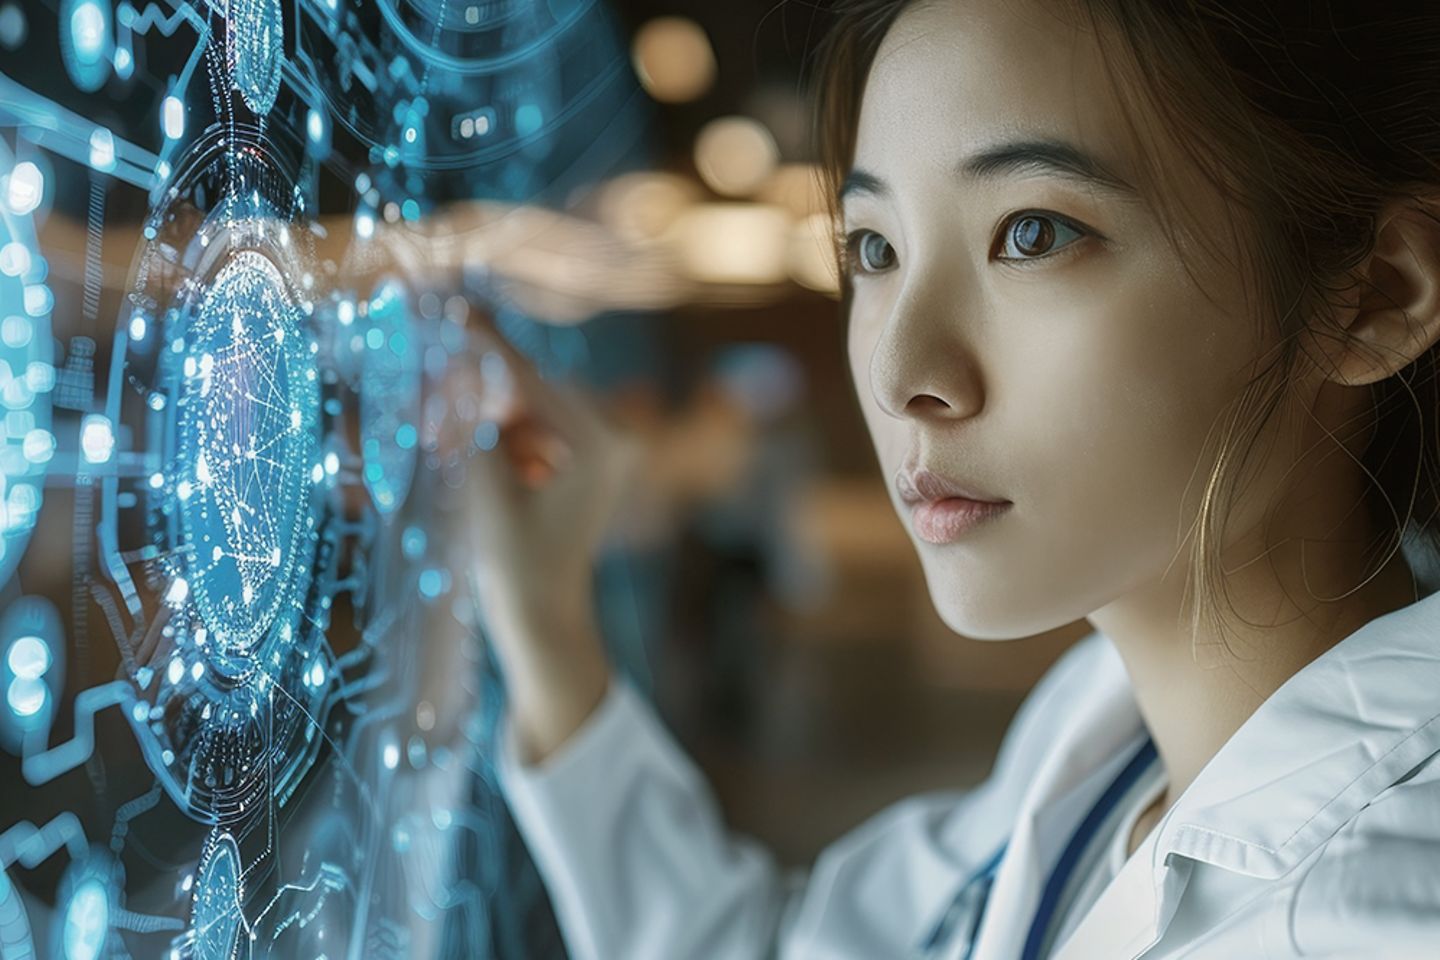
xmin=1284 ymin=746 xmax=1440 ymax=958
xmin=781 ymin=629 xmax=1116 ymax=955
xmin=497 ymin=629 xmax=1110 ymax=960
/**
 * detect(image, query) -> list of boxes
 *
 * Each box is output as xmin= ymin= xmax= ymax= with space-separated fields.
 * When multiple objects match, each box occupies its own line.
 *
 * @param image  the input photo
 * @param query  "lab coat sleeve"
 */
xmin=496 ymin=674 xmax=797 ymax=960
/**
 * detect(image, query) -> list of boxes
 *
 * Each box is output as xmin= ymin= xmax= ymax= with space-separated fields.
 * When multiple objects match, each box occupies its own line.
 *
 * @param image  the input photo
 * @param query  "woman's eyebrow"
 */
xmin=839 ymin=137 xmax=1137 ymax=209
xmin=958 ymin=138 xmax=1138 ymax=195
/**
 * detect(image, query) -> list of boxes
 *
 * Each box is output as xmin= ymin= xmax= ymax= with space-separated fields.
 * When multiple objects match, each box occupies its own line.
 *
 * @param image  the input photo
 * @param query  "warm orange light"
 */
xmin=693 ymin=116 xmax=780 ymax=198
xmin=631 ymin=17 xmax=717 ymax=104
xmin=672 ymin=203 xmax=790 ymax=285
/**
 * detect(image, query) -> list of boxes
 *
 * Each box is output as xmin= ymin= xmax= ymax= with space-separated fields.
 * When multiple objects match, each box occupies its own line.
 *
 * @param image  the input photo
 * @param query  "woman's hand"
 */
xmin=432 ymin=313 xmax=640 ymax=764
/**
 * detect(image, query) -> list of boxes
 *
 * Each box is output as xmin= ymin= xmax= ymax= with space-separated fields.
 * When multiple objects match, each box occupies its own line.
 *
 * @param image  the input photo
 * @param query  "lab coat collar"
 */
xmin=1151 ymin=586 xmax=1440 ymax=880
xmin=1051 ymin=588 xmax=1440 ymax=960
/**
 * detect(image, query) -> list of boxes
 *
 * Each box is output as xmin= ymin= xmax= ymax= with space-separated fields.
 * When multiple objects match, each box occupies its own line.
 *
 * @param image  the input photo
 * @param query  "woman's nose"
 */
xmin=868 ymin=290 xmax=983 ymax=422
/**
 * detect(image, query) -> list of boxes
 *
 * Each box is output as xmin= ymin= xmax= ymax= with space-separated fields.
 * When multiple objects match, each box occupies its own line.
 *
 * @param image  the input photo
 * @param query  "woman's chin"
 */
xmin=925 ymin=577 xmax=1072 ymax=642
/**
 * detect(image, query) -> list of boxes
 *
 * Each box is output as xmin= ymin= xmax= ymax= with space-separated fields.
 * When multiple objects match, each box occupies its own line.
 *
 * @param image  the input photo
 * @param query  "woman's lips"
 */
xmin=911 ymin=497 xmax=1012 ymax=544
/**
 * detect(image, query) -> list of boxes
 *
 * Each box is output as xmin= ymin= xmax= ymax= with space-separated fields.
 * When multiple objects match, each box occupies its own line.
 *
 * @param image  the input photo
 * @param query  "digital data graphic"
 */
xmin=0 ymin=0 xmax=650 ymax=955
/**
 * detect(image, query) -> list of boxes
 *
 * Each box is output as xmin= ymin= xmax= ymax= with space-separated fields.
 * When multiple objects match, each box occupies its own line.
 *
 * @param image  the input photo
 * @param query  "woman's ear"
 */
xmin=1316 ymin=195 xmax=1440 ymax=387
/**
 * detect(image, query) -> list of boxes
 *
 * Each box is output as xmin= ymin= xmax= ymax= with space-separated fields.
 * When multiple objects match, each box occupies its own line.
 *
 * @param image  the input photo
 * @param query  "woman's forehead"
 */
xmin=855 ymin=0 xmax=1142 ymax=190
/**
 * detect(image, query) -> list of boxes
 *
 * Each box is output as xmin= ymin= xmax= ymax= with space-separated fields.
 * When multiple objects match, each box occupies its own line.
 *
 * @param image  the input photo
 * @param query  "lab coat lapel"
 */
xmin=969 ymin=636 xmax=1145 ymax=960
xmin=1151 ymin=587 xmax=1440 ymax=879
xmin=1056 ymin=588 xmax=1440 ymax=959
xmin=1046 ymin=835 xmax=1195 ymax=960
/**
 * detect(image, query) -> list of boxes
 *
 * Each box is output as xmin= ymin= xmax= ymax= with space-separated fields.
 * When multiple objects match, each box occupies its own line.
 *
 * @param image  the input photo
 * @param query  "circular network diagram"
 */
xmin=176 ymin=250 xmax=319 ymax=675
xmin=99 ymin=126 xmax=335 ymax=825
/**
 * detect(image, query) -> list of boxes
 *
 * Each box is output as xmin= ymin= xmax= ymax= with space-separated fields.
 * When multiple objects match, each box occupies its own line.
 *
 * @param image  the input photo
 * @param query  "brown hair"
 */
xmin=808 ymin=0 xmax=1440 ymax=649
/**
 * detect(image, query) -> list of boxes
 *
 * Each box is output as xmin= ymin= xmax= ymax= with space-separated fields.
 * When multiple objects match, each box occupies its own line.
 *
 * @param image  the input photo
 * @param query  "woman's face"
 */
xmin=845 ymin=0 xmax=1272 ymax=639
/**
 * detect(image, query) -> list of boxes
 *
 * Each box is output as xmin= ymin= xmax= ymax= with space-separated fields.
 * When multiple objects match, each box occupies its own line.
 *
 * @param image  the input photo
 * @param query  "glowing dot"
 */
xmin=0 ymin=4 xmax=26 ymax=49
xmin=195 ymin=451 xmax=211 ymax=484
xmin=129 ymin=313 xmax=147 ymax=340
xmin=382 ymin=741 xmax=399 ymax=769
xmin=394 ymin=423 xmax=416 ymax=449
xmin=21 ymin=428 xmax=54 ymax=464
xmin=2 ymin=314 xmax=32 ymax=347
xmin=80 ymin=415 xmax=114 ymax=464
xmin=113 ymin=46 xmax=131 ymax=77
xmin=190 ymin=660 xmax=204 ymax=681
xmin=165 ymin=577 xmax=189 ymax=605
xmin=70 ymin=1 xmax=104 ymax=59
xmin=310 ymin=462 xmax=323 ymax=483
xmin=149 ymin=472 xmax=164 ymax=489
xmin=177 ymin=480 xmax=192 ymax=500
xmin=62 ymin=878 xmax=109 ymax=960
xmin=356 ymin=213 xmax=374 ymax=239
xmin=166 ymin=657 xmax=184 ymax=684
xmin=88 ymin=127 xmax=115 ymax=173
xmin=401 ymin=526 xmax=426 ymax=559
xmin=25 ymin=361 xmax=53 ymax=392
xmin=290 ymin=407 xmax=301 ymax=429
xmin=515 ymin=103 xmax=542 ymax=137
xmin=4 ymin=160 xmax=42 ymax=215
xmin=6 ymin=676 xmax=45 ymax=717
xmin=308 ymin=660 xmax=324 ymax=686
xmin=324 ymin=451 xmax=339 ymax=475
xmin=337 ymin=300 xmax=354 ymax=326
xmin=7 ymin=635 xmax=49 ymax=679
xmin=459 ymin=117 xmax=474 ymax=138
xmin=418 ymin=568 xmax=443 ymax=599
xmin=307 ymin=108 xmax=324 ymax=144
xmin=0 ymin=240 xmax=32 ymax=276
xmin=474 ymin=114 xmax=490 ymax=136
xmin=161 ymin=95 xmax=184 ymax=140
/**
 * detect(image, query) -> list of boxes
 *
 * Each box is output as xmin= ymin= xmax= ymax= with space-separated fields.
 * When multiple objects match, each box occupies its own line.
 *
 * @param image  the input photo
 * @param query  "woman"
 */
xmin=455 ymin=0 xmax=1440 ymax=956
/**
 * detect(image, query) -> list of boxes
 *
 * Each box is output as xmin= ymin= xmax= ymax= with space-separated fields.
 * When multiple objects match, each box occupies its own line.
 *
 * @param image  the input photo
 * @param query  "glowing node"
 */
xmin=176 ymin=251 xmax=318 ymax=672
xmin=59 ymin=0 xmax=110 ymax=92
xmin=162 ymin=94 xmax=185 ymax=141
xmin=359 ymin=280 xmax=420 ymax=515
xmin=192 ymin=832 xmax=244 ymax=960
xmin=61 ymin=877 xmax=108 ymax=960
xmin=80 ymin=414 xmax=114 ymax=464
xmin=227 ymin=0 xmax=284 ymax=116
xmin=87 ymin=128 xmax=116 ymax=173
xmin=0 ymin=4 xmax=27 ymax=50
xmin=4 ymin=161 xmax=41 ymax=216
xmin=0 ymin=142 xmax=52 ymax=584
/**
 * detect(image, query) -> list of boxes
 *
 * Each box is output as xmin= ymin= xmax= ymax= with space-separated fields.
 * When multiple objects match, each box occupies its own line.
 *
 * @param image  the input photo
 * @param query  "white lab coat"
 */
xmin=496 ymin=588 xmax=1440 ymax=959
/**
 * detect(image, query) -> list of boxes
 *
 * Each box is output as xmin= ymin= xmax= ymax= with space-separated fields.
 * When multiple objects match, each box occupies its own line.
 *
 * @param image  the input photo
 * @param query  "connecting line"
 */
xmin=0 ymin=813 xmax=89 ymax=871
xmin=20 ymin=681 xmax=132 ymax=786
xmin=112 ymin=905 xmax=185 ymax=933
xmin=258 ymin=862 xmax=350 ymax=936
xmin=120 ymin=0 xmax=201 ymax=37
xmin=0 ymin=75 xmax=160 ymax=190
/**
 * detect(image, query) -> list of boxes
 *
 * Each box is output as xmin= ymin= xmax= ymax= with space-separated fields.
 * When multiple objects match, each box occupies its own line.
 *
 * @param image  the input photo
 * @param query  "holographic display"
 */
xmin=0 ymin=0 xmax=650 ymax=954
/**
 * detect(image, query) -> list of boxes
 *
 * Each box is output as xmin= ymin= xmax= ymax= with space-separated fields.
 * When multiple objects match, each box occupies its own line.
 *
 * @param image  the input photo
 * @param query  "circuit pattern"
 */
xmin=0 ymin=0 xmax=649 ymax=954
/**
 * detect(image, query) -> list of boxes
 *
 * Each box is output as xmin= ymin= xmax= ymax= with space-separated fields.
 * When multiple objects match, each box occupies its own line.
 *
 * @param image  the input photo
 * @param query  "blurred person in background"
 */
xmin=441 ymin=1 xmax=1440 ymax=957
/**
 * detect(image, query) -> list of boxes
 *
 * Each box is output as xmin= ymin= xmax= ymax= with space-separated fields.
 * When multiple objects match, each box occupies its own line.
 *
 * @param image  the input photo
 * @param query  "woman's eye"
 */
xmin=846 ymin=230 xmax=897 ymax=275
xmin=996 ymin=212 xmax=1086 ymax=261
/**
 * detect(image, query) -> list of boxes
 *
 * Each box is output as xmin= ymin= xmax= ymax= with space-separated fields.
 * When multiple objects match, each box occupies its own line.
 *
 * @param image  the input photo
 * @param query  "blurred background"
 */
xmin=554 ymin=0 xmax=1090 ymax=869
xmin=0 ymin=0 xmax=1093 ymax=955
